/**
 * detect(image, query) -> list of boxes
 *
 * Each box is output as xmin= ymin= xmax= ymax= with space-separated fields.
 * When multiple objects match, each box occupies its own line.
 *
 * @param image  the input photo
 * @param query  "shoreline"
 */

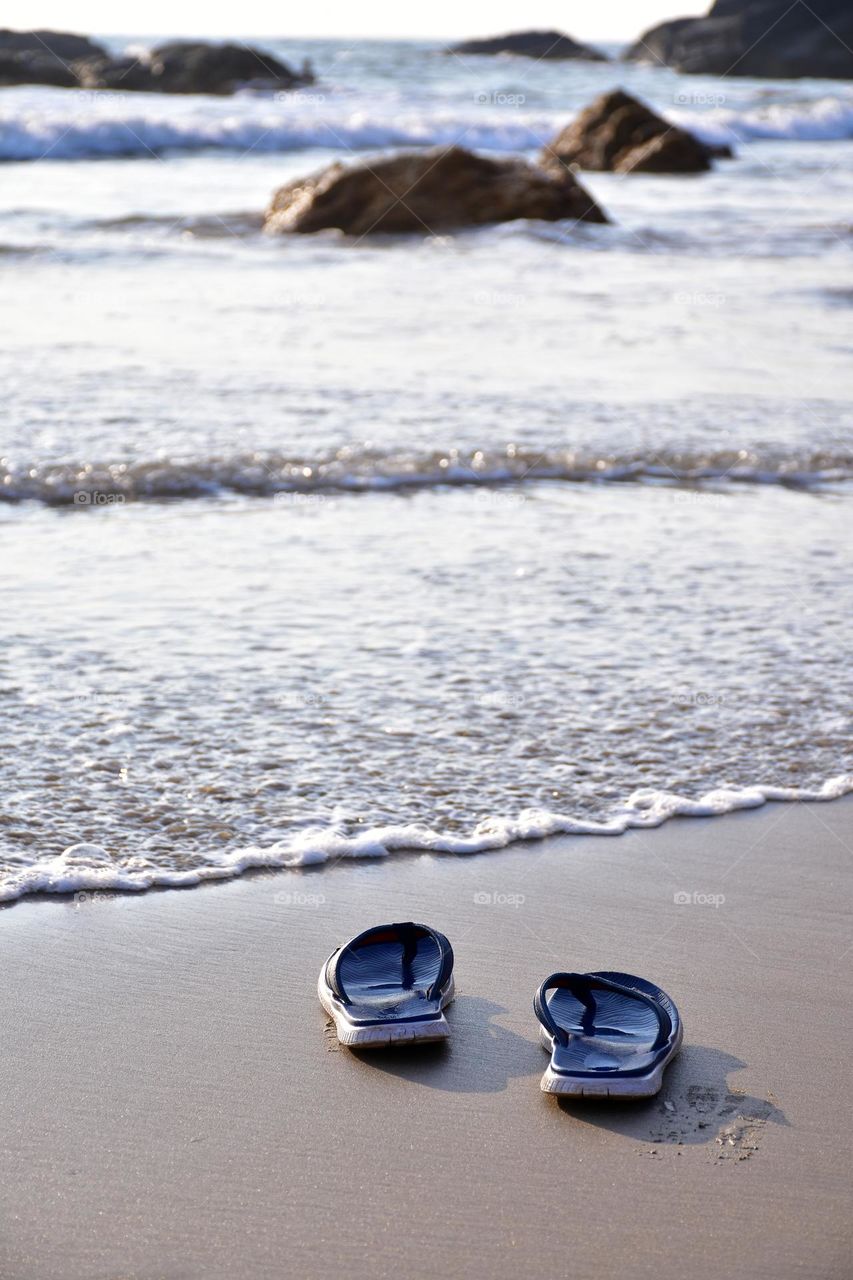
xmin=3 ymin=779 xmax=853 ymax=905
xmin=2 ymin=796 xmax=851 ymax=1278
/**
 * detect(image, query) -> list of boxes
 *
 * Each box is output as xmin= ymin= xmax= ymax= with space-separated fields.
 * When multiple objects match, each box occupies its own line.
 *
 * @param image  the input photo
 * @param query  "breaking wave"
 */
xmin=2 ymin=445 xmax=851 ymax=506
xmin=2 ymin=775 xmax=851 ymax=902
xmin=2 ymin=84 xmax=853 ymax=161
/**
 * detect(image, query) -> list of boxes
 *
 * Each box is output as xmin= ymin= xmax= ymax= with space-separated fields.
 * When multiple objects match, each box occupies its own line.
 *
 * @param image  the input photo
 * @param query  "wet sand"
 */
xmin=1 ymin=797 xmax=851 ymax=1279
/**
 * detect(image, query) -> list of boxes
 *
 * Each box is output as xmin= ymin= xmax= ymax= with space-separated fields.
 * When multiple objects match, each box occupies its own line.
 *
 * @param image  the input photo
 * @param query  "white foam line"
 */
xmin=2 ymin=87 xmax=853 ymax=162
xmin=3 ymin=458 xmax=851 ymax=504
xmin=3 ymin=774 xmax=851 ymax=903
xmin=675 ymin=95 xmax=853 ymax=147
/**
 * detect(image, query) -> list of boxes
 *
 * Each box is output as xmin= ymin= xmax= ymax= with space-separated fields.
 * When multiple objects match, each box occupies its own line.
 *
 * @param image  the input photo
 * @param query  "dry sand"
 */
xmin=1 ymin=797 xmax=851 ymax=1279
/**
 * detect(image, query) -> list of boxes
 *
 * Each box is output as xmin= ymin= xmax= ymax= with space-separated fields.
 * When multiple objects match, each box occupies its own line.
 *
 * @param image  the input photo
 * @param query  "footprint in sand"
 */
xmin=637 ymin=1083 xmax=783 ymax=1160
xmin=711 ymin=1089 xmax=782 ymax=1163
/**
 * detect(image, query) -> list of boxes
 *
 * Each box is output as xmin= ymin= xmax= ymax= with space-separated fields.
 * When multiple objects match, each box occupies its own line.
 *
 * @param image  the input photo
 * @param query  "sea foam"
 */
xmin=2 ymin=446 xmax=851 ymax=505
xmin=2 ymin=84 xmax=853 ymax=162
xmin=2 ymin=775 xmax=851 ymax=902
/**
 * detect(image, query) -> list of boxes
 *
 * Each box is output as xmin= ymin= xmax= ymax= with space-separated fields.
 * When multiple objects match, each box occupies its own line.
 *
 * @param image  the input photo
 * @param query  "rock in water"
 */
xmin=0 ymin=31 xmax=312 ymax=93
xmin=448 ymin=29 xmax=608 ymax=61
xmin=73 ymin=55 xmax=158 ymax=92
xmin=265 ymin=146 xmax=609 ymax=236
xmin=624 ymin=0 xmax=853 ymax=79
xmin=147 ymin=40 xmax=312 ymax=94
xmin=0 ymin=28 xmax=105 ymax=86
xmin=541 ymin=90 xmax=721 ymax=175
xmin=0 ymin=28 xmax=106 ymax=60
xmin=0 ymin=50 xmax=77 ymax=87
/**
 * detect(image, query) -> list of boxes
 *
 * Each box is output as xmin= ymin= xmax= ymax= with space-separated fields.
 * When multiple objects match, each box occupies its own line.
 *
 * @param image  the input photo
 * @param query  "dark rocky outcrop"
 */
xmin=0 ymin=29 xmax=106 ymax=60
xmin=448 ymin=29 xmax=607 ymax=61
xmin=0 ymin=50 xmax=78 ymax=88
xmin=624 ymin=0 xmax=853 ymax=79
xmin=541 ymin=90 xmax=725 ymax=175
xmin=265 ymin=145 xmax=608 ymax=236
xmin=0 ymin=28 xmax=105 ymax=86
xmin=0 ymin=30 xmax=313 ymax=94
xmin=73 ymin=55 xmax=157 ymax=92
xmin=145 ymin=41 xmax=311 ymax=95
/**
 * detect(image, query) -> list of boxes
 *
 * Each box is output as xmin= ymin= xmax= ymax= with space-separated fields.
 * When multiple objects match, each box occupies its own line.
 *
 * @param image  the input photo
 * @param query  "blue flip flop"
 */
xmin=534 ymin=970 xmax=682 ymax=1097
xmin=318 ymin=921 xmax=455 ymax=1048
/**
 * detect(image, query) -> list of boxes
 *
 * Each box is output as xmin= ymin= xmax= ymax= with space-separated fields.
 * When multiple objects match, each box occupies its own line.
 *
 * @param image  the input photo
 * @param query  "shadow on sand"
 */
xmin=554 ymin=1045 xmax=788 ymax=1152
xmin=349 ymin=994 xmax=541 ymax=1094
xmin=349 ymin=1008 xmax=786 ymax=1154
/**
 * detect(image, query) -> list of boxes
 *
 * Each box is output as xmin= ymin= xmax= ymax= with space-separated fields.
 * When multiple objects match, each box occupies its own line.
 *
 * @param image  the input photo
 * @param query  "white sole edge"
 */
xmin=538 ymin=1022 xmax=683 ymax=1098
xmin=318 ymin=968 xmax=455 ymax=1048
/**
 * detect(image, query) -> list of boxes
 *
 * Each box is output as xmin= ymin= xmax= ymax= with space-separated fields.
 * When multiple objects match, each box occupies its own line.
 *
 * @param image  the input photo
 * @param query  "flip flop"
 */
xmin=534 ymin=970 xmax=682 ymax=1098
xmin=318 ymin=921 xmax=455 ymax=1048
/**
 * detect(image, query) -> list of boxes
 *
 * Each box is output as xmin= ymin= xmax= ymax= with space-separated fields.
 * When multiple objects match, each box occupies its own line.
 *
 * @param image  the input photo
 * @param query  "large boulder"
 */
xmin=0 ymin=28 xmax=105 ymax=86
xmin=448 ymin=29 xmax=607 ymax=61
xmin=73 ymin=55 xmax=157 ymax=92
xmin=265 ymin=146 xmax=608 ymax=236
xmin=0 ymin=28 xmax=106 ymax=60
xmin=624 ymin=0 xmax=853 ymax=78
xmin=0 ymin=50 xmax=78 ymax=87
xmin=541 ymin=90 xmax=721 ymax=175
xmin=0 ymin=30 xmax=313 ymax=94
xmin=147 ymin=40 xmax=312 ymax=94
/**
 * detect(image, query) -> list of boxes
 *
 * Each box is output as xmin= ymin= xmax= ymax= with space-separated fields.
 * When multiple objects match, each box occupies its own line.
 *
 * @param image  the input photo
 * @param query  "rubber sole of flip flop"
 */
xmin=318 ymin=968 xmax=455 ymax=1048
xmin=538 ymin=1022 xmax=683 ymax=1098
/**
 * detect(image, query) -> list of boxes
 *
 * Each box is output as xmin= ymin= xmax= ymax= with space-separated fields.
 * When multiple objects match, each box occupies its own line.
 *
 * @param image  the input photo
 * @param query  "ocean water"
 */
xmin=1 ymin=37 xmax=851 ymax=900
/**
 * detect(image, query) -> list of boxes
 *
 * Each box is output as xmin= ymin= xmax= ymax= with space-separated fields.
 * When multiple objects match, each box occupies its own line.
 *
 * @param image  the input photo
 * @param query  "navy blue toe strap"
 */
xmin=325 ymin=921 xmax=454 ymax=1005
xmin=533 ymin=972 xmax=672 ymax=1049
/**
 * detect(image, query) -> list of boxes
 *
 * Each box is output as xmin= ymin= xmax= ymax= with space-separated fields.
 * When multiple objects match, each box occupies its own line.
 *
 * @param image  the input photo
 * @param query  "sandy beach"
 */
xmin=4 ymin=7 xmax=853 ymax=1278
xmin=2 ymin=795 xmax=851 ymax=1280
